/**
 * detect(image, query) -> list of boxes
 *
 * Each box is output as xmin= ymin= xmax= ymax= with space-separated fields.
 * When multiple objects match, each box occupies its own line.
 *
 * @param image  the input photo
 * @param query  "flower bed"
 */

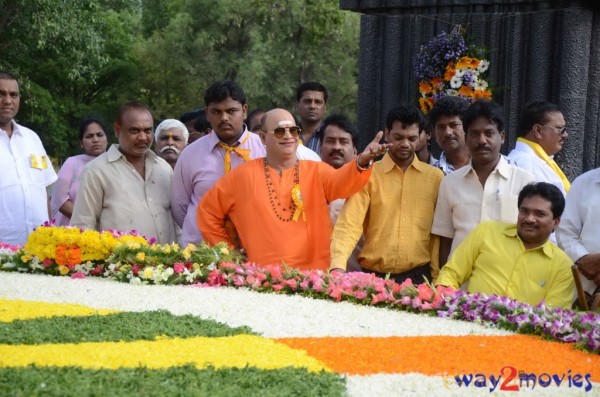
xmin=1 ymin=226 xmax=599 ymax=395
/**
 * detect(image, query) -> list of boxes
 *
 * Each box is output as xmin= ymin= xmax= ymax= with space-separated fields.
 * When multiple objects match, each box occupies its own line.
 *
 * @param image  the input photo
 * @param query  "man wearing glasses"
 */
xmin=197 ymin=108 xmax=390 ymax=271
xmin=508 ymin=101 xmax=570 ymax=195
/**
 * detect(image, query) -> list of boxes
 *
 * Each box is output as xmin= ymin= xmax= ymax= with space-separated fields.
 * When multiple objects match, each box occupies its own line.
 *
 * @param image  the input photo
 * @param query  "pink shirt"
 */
xmin=171 ymin=129 xmax=266 ymax=246
xmin=51 ymin=154 xmax=97 ymax=226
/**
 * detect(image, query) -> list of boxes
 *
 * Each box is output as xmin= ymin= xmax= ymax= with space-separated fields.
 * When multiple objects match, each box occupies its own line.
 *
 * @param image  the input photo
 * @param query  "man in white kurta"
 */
xmin=556 ymin=167 xmax=600 ymax=293
xmin=508 ymin=101 xmax=570 ymax=196
xmin=432 ymin=100 xmax=534 ymax=265
xmin=0 ymin=72 xmax=57 ymax=246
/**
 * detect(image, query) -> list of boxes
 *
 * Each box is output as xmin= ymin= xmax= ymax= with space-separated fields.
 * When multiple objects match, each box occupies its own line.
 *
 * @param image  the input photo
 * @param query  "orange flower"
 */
xmin=430 ymin=78 xmax=444 ymax=91
xmin=455 ymin=56 xmax=473 ymax=69
xmin=469 ymin=57 xmax=480 ymax=69
xmin=419 ymin=81 xmax=433 ymax=94
xmin=55 ymin=244 xmax=82 ymax=266
xmin=458 ymin=85 xmax=474 ymax=97
xmin=473 ymin=89 xmax=492 ymax=99
xmin=444 ymin=62 xmax=456 ymax=81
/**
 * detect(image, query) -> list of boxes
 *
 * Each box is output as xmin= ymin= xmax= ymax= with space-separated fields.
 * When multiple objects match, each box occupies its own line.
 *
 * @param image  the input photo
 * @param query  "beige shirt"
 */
xmin=432 ymin=156 xmax=534 ymax=255
xmin=71 ymin=144 xmax=177 ymax=244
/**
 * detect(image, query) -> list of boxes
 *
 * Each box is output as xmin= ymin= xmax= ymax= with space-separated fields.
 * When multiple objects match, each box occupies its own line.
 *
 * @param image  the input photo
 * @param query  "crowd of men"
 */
xmin=2 ymin=69 xmax=599 ymax=309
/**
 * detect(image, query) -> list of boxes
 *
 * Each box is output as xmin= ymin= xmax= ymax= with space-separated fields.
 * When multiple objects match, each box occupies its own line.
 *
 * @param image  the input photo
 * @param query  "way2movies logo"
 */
xmin=443 ymin=366 xmax=593 ymax=392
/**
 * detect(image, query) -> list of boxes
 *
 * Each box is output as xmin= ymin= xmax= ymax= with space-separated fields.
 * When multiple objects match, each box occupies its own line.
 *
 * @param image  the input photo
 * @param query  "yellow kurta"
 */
xmin=330 ymin=154 xmax=443 ymax=277
xmin=436 ymin=221 xmax=574 ymax=308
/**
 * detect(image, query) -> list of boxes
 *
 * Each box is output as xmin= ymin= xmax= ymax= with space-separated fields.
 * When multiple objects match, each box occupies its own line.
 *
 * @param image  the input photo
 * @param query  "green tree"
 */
xmin=0 ymin=0 xmax=141 ymax=159
xmin=135 ymin=0 xmax=360 ymax=120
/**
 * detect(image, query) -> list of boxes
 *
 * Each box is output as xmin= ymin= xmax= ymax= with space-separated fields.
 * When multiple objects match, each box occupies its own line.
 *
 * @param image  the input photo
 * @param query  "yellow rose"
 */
xmin=219 ymin=247 xmax=229 ymax=256
xmin=58 ymin=265 xmax=70 ymax=275
xmin=142 ymin=268 xmax=154 ymax=280
xmin=135 ymin=252 xmax=146 ymax=261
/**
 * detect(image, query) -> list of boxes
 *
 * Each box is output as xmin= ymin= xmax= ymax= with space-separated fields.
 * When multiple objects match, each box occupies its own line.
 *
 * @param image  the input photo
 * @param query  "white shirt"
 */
xmin=296 ymin=144 xmax=321 ymax=161
xmin=432 ymin=156 xmax=535 ymax=254
xmin=0 ymin=121 xmax=57 ymax=246
xmin=556 ymin=167 xmax=600 ymax=292
xmin=508 ymin=141 xmax=567 ymax=196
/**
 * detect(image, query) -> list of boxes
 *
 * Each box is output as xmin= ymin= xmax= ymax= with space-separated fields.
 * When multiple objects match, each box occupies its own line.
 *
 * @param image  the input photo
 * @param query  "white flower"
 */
xmin=450 ymin=75 xmax=463 ymax=89
xmin=477 ymin=60 xmax=490 ymax=73
xmin=473 ymin=79 xmax=489 ymax=91
xmin=455 ymin=68 xmax=467 ymax=77
xmin=446 ymin=89 xmax=458 ymax=96
xmin=130 ymin=276 xmax=142 ymax=285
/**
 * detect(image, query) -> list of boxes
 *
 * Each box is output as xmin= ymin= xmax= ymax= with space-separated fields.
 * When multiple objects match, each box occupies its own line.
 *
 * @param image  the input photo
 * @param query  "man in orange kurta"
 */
xmin=197 ymin=108 xmax=390 ymax=271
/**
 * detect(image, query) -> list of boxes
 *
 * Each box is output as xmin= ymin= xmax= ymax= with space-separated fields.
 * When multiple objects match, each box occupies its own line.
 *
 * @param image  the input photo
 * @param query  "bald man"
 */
xmin=197 ymin=108 xmax=390 ymax=271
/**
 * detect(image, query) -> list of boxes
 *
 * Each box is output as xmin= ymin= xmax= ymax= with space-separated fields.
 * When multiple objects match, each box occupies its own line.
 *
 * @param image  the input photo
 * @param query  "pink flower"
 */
xmin=272 ymin=283 xmax=285 ymax=292
xmin=206 ymin=270 xmax=227 ymax=286
xmin=328 ymin=285 xmax=344 ymax=302
xmin=90 ymin=265 xmax=104 ymax=275
xmin=400 ymin=296 xmax=412 ymax=306
xmin=42 ymin=258 xmax=53 ymax=268
xmin=131 ymin=265 xmax=140 ymax=276
xmin=71 ymin=272 xmax=86 ymax=279
xmin=420 ymin=301 xmax=434 ymax=310
xmin=285 ymin=279 xmax=298 ymax=290
xmin=417 ymin=283 xmax=435 ymax=302
xmin=173 ymin=263 xmax=185 ymax=274
xmin=399 ymin=278 xmax=414 ymax=289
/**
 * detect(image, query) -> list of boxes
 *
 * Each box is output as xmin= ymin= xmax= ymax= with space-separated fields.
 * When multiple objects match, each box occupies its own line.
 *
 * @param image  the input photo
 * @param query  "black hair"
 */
xmin=428 ymin=96 xmax=469 ymax=127
xmin=78 ymin=118 xmax=107 ymax=140
xmin=180 ymin=108 xmax=203 ymax=124
xmin=320 ymin=114 xmax=358 ymax=147
xmin=0 ymin=70 xmax=17 ymax=81
xmin=295 ymin=82 xmax=328 ymax=103
xmin=518 ymin=182 xmax=565 ymax=219
xmin=204 ymin=80 xmax=246 ymax=107
xmin=462 ymin=100 xmax=505 ymax=133
xmin=517 ymin=101 xmax=562 ymax=137
xmin=192 ymin=109 xmax=211 ymax=132
xmin=385 ymin=104 xmax=428 ymax=132
xmin=116 ymin=101 xmax=152 ymax=124
xmin=246 ymin=108 xmax=266 ymax=131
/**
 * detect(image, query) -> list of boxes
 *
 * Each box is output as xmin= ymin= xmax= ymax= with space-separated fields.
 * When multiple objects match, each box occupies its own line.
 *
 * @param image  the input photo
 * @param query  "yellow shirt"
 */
xmin=330 ymin=154 xmax=443 ymax=276
xmin=436 ymin=222 xmax=574 ymax=308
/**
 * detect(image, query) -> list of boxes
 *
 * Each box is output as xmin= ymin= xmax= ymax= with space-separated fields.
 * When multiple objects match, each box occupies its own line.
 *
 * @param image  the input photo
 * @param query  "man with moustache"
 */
xmin=432 ymin=100 xmax=535 ymax=265
xmin=508 ymin=101 xmax=570 ymax=195
xmin=154 ymin=119 xmax=189 ymax=169
xmin=197 ymin=108 xmax=389 ymax=271
xmin=436 ymin=182 xmax=574 ymax=308
xmin=319 ymin=114 xmax=358 ymax=224
xmin=71 ymin=101 xmax=177 ymax=244
xmin=296 ymin=82 xmax=328 ymax=154
xmin=0 ymin=71 xmax=57 ymax=246
xmin=171 ymin=81 xmax=266 ymax=246
xmin=330 ymin=105 xmax=443 ymax=283
xmin=429 ymin=96 xmax=471 ymax=174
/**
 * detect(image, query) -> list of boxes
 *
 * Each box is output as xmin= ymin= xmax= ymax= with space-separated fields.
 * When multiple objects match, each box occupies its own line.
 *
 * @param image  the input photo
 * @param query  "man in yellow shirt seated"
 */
xmin=330 ymin=104 xmax=444 ymax=283
xmin=436 ymin=182 xmax=574 ymax=308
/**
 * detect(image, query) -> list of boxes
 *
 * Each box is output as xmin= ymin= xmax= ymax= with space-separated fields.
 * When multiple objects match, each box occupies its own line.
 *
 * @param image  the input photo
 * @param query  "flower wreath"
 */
xmin=414 ymin=27 xmax=493 ymax=114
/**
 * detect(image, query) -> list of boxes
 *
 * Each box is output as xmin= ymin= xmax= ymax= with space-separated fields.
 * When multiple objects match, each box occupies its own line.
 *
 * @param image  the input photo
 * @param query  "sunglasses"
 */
xmin=270 ymin=126 xmax=301 ymax=139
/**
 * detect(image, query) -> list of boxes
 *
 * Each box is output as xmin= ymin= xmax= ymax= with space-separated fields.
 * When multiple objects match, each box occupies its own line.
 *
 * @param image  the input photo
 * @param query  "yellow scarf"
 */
xmin=217 ymin=133 xmax=251 ymax=174
xmin=517 ymin=137 xmax=570 ymax=192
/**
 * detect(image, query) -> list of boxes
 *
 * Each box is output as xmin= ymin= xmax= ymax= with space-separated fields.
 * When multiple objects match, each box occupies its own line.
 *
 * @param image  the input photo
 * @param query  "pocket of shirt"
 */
xmin=28 ymin=167 xmax=46 ymax=185
xmin=522 ymin=278 xmax=548 ymax=305
xmin=498 ymin=193 xmax=519 ymax=223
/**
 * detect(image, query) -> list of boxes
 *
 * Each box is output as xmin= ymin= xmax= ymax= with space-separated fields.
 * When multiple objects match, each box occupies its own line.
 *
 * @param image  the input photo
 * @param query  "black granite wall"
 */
xmin=340 ymin=0 xmax=600 ymax=179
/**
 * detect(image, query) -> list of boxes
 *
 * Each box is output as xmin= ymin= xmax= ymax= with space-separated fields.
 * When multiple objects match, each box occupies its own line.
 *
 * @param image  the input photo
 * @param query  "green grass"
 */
xmin=0 ymin=365 xmax=345 ymax=397
xmin=0 ymin=311 xmax=255 ymax=344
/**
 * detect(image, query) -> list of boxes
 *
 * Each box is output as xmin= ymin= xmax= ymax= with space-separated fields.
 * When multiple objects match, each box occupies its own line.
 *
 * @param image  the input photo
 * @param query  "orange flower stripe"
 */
xmin=456 ymin=56 xmax=477 ymax=69
xmin=276 ymin=335 xmax=600 ymax=377
xmin=444 ymin=62 xmax=456 ymax=81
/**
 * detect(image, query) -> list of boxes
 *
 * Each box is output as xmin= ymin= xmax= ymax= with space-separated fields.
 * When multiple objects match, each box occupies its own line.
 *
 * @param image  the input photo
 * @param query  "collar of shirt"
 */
xmin=501 ymin=223 xmax=555 ymax=258
xmin=463 ymin=154 xmax=514 ymax=180
xmin=382 ymin=152 xmax=427 ymax=174
xmin=208 ymin=128 xmax=249 ymax=151
xmin=107 ymin=144 xmax=157 ymax=163
xmin=1 ymin=120 xmax=22 ymax=138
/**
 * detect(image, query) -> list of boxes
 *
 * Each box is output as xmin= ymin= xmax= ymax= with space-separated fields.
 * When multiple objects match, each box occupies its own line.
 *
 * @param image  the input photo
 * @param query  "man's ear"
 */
xmin=258 ymin=130 xmax=266 ymax=145
xmin=499 ymin=130 xmax=506 ymax=145
xmin=384 ymin=128 xmax=390 ymax=142
xmin=552 ymin=217 xmax=561 ymax=232
xmin=113 ymin=122 xmax=121 ymax=139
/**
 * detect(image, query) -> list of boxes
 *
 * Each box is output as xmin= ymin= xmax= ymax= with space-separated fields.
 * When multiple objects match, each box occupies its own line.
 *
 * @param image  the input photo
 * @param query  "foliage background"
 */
xmin=0 ymin=0 xmax=359 ymax=161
